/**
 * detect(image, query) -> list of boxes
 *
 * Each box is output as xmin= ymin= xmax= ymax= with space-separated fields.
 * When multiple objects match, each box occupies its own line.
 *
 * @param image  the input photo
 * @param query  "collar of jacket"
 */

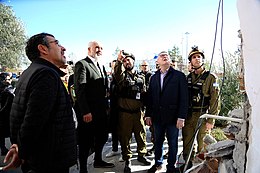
xmin=155 ymin=66 xmax=174 ymax=75
xmin=33 ymin=58 xmax=66 ymax=77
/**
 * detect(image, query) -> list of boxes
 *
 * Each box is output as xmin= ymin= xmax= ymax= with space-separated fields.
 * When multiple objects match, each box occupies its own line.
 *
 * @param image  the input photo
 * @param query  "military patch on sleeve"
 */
xmin=210 ymin=73 xmax=218 ymax=79
xmin=213 ymin=82 xmax=219 ymax=89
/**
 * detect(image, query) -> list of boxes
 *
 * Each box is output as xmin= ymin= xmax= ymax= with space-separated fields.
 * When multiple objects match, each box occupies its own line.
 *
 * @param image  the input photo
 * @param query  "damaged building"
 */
xmin=185 ymin=0 xmax=260 ymax=172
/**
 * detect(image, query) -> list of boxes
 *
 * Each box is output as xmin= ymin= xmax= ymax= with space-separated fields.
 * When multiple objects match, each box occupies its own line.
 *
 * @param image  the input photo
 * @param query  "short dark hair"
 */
xmin=0 ymin=72 xmax=9 ymax=82
xmin=0 ymin=72 xmax=10 ymax=89
xmin=25 ymin=33 xmax=54 ymax=62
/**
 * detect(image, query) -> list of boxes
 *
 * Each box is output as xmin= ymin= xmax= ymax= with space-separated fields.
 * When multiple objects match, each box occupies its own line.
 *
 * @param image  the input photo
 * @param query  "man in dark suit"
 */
xmin=74 ymin=41 xmax=114 ymax=173
xmin=145 ymin=51 xmax=188 ymax=173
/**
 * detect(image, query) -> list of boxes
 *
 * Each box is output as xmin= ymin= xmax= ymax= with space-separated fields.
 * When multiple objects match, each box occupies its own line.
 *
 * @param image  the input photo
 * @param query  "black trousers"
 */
xmin=0 ymin=137 xmax=6 ymax=149
xmin=77 ymin=116 xmax=108 ymax=171
xmin=109 ymin=106 xmax=119 ymax=152
xmin=21 ymin=162 xmax=69 ymax=173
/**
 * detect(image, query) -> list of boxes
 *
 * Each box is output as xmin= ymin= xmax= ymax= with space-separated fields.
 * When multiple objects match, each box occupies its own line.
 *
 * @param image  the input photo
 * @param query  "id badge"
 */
xmin=136 ymin=92 xmax=141 ymax=100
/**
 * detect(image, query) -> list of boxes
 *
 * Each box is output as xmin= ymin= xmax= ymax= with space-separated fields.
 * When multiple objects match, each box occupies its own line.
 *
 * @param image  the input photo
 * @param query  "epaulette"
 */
xmin=201 ymin=71 xmax=210 ymax=80
xmin=209 ymin=72 xmax=218 ymax=79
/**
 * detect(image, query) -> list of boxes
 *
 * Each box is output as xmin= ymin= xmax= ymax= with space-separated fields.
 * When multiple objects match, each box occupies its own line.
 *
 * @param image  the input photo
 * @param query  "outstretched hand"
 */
xmin=117 ymin=50 xmax=125 ymax=62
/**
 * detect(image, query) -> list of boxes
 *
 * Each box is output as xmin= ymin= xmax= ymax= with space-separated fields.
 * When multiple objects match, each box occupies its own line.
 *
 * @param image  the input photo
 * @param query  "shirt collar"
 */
xmin=88 ymin=56 xmax=98 ymax=64
xmin=160 ymin=67 xmax=170 ymax=74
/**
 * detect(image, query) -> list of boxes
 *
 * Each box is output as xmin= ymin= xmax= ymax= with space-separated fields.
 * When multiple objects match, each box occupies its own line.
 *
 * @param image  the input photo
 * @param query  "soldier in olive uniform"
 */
xmin=138 ymin=61 xmax=154 ymax=155
xmin=114 ymin=50 xmax=151 ymax=173
xmin=182 ymin=46 xmax=220 ymax=169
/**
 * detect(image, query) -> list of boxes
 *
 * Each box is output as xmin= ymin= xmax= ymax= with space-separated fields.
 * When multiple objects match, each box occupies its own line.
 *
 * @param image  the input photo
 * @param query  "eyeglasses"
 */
xmin=141 ymin=65 xmax=148 ymax=66
xmin=48 ymin=40 xmax=60 ymax=46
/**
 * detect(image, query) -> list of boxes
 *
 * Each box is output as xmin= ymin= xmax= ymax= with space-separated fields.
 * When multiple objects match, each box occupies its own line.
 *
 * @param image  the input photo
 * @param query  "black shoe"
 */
xmin=163 ymin=151 xmax=168 ymax=159
xmin=149 ymin=146 xmax=155 ymax=152
xmin=187 ymin=161 xmax=193 ymax=170
xmin=124 ymin=166 xmax=131 ymax=173
xmin=1 ymin=147 xmax=8 ymax=156
xmin=166 ymin=167 xmax=181 ymax=173
xmin=124 ymin=160 xmax=131 ymax=173
xmin=146 ymin=151 xmax=152 ymax=156
xmin=146 ymin=146 xmax=155 ymax=156
xmin=137 ymin=156 xmax=151 ymax=166
xmin=94 ymin=160 xmax=115 ymax=168
xmin=147 ymin=164 xmax=162 ymax=173
xmin=79 ymin=170 xmax=88 ymax=173
xmin=79 ymin=167 xmax=88 ymax=173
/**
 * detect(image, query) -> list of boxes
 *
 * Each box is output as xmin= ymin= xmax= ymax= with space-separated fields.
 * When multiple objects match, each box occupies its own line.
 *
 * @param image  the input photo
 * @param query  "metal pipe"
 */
xmin=200 ymin=114 xmax=245 ymax=123
xmin=183 ymin=114 xmax=244 ymax=172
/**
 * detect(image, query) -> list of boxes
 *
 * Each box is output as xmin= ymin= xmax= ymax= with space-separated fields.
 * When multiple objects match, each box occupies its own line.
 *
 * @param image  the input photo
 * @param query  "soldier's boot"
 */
xmin=124 ymin=160 xmax=131 ymax=173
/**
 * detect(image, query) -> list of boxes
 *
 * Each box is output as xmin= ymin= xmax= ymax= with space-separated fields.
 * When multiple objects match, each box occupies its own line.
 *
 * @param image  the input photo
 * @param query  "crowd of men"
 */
xmin=0 ymin=33 xmax=219 ymax=173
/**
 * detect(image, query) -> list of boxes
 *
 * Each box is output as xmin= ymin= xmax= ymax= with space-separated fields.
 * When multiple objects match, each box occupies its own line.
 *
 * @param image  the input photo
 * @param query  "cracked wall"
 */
xmin=237 ymin=0 xmax=260 ymax=172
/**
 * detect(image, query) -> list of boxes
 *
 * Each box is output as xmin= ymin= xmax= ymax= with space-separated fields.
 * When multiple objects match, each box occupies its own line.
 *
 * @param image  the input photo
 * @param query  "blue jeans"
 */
xmin=153 ymin=122 xmax=179 ymax=171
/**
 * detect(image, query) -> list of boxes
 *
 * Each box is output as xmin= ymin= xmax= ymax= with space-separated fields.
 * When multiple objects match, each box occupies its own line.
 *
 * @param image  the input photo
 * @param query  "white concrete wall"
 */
xmin=237 ymin=0 xmax=260 ymax=172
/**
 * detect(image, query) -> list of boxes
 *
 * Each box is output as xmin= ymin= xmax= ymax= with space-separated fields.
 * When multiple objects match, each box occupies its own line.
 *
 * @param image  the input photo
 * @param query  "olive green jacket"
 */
xmin=188 ymin=69 xmax=220 ymax=124
xmin=113 ymin=60 xmax=145 ymax=111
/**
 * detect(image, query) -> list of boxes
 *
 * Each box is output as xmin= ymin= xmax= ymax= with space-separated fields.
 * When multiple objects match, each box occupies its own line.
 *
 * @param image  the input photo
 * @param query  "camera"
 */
xmin=67 ymin=60 xmax=74 ymax=65
xmin=122 ymin=50 xmax=130 ymax=56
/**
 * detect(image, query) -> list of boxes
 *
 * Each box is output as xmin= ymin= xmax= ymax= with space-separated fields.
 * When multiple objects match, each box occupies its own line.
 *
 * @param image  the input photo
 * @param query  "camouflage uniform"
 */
xmin=182 ymin=69 xmax=220 ymax=160
xmin=114 ymin=60 xmax=147 ymax=161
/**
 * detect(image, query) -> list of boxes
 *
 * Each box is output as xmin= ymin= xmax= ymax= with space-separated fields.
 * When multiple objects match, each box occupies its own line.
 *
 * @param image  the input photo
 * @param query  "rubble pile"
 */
xmin=186 ymin=108 xmax=249 ymax=173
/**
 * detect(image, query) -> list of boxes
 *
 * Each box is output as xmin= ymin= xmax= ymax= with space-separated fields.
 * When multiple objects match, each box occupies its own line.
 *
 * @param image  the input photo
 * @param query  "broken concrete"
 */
xmin=206 ymin=140 xmax=235 ymax=152
xmin=218 ymin=159 xmax=236 ymax=173
xmin=186 ymin=107 xmax=249 ymax=173
xmin=235 ymin=121 xmax=247 ymax=142
xmin=206 ymin=146 xmax=234 ymax=158
xmin=223 ymin=125 xmax=240 ymax=136
xmin=228 ymin=109 xmax=244 ymax=119
xmin=233 ymin=141 xmax=247 ymax=173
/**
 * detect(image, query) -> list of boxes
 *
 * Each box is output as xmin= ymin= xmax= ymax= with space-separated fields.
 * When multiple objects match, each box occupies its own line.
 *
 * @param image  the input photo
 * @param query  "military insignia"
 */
xmin=136 ymin=92 xmax=141 ymax=100
xmin=213 ymin=82 xmax=219 ymax=88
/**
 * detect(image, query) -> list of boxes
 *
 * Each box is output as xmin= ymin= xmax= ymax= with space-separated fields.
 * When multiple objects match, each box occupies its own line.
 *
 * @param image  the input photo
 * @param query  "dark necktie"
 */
xmin=97 ymin=62 xmax=103 ymax=78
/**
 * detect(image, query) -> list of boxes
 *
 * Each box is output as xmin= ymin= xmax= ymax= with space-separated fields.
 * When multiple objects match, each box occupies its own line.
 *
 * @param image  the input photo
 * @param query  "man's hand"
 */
xmin=145 ymin=117 xmax=152 ymax=126
xmin=117 ymin=50 xmax=125 ymax=62
xmin=3 ymin=144 xmax=22 ymax=170
xmin=83 ymin=113 xmax=92 ymax=123
xmin=206 ymin=122 xmax=214 ymax=131
xmin=176 ymin=119 xmax=185 ymax=129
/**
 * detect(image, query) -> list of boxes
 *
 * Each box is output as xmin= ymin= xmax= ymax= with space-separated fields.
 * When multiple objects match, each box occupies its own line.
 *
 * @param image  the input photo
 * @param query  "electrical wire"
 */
xmin=179 ymin=0 xmax=226 ymax=172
